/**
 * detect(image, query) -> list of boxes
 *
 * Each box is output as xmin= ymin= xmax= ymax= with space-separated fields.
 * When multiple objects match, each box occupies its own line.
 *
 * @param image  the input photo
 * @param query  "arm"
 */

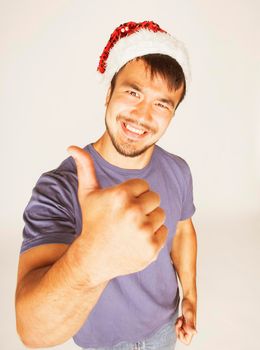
xmin=171 ymin=217 xmax=197 ymax=302
xmin=15 ymin=237 xmax=110 ymax=349
xmin=16 ymin=146 xmax=168 ymax=349
xmin=170 ymin=217 xmax=198 ymax=343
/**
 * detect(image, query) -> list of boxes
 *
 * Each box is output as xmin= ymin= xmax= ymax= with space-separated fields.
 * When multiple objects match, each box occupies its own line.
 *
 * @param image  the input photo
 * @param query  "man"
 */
xmin=15 ymin=20 xmax=198 ymax=349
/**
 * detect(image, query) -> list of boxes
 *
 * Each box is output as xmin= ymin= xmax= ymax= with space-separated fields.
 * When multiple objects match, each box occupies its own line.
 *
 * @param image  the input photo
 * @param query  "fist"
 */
xmin=68 ymin=145 xmax=168 ymax=283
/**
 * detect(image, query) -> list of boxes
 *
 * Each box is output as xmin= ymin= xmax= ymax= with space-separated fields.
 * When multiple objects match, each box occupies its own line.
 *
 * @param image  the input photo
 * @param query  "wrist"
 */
xmin=66 ymin=234 xmax=109 ymax=288
xmin=182 ymin=292 xmax=197 ymax=312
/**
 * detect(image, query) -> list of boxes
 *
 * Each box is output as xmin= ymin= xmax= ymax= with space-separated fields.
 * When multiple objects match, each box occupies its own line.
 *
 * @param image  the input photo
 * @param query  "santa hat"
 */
xmin=97 ymin=20 xmax=191 ymax=89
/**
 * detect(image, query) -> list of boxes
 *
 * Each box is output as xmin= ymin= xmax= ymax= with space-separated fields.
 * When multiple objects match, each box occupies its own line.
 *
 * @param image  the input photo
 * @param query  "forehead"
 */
xmin=116 ymin=59 xmax=165 ymax=87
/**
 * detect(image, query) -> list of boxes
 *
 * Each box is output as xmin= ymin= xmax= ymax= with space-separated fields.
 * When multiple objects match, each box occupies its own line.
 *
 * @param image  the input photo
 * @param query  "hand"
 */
xmin=67 ymin=145 xmax=168 ymax=283
xmin=175 ymin=297 xmax=197 ymax=345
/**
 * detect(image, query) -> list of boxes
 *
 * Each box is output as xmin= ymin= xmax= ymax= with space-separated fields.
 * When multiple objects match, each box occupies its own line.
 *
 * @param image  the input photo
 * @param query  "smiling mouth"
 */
xmin=120 ymin=121 xmax=149 ymax=139
xmin=125 ymin=122 xmax=147 ymax=134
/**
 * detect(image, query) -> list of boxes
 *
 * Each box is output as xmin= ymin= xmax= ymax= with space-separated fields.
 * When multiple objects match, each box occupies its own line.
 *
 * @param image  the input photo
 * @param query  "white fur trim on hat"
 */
xmin=97 ymin=28 xmax=191 ymax=90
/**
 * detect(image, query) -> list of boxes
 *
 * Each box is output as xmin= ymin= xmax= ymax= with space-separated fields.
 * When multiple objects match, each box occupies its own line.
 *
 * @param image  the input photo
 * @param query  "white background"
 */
xmin=0 ymin=0 xmax=259 ymax=349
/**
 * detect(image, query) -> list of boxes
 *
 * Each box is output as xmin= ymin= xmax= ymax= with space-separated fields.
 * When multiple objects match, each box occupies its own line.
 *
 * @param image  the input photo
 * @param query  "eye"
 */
xmin=156 ymin=102 xmax=169 ymax=110
xmin=126 ymin=90 xmax=139 ymax=97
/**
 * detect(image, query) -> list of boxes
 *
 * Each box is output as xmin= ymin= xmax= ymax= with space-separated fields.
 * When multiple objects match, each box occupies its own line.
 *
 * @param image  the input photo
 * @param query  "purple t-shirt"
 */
xmin=20 ymin=143 xmax=196 ymax=348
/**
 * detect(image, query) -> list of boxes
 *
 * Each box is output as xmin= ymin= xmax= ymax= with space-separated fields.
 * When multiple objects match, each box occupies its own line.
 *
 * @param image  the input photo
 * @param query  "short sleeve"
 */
xmin=20 ymin=170 xmax=77 ymax=254
xmin=180 ymin=161 xmax=196 ymax=220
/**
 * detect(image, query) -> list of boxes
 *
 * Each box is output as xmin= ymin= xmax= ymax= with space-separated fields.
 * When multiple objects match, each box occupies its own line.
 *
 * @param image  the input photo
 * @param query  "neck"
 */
xmin=92 ymin=131 xmax=155 ymax=170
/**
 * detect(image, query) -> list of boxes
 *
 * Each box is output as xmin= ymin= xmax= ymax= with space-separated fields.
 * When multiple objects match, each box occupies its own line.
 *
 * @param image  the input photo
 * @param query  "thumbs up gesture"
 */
xmin=67 ymin=145 xmax=168 ymax=283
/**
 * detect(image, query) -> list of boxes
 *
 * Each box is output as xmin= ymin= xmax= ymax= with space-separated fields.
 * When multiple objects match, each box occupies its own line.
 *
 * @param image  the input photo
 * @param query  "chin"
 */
xmin=112 ymin=139 xmax=155 ymax=158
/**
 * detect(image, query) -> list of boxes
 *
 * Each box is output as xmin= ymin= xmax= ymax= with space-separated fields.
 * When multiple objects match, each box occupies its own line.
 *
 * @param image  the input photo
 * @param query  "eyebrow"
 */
xmin=121 ymin=80 xmax=175 ymax=109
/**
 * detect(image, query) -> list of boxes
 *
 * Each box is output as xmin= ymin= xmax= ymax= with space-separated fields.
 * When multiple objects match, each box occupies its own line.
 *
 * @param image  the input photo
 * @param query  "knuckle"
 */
xmin=154 ymin=207 xmax=166 ymax=222
xmin=126 ymin=204 xmax=141 ymax=221
xmin=140 ymin=220 xmax=153 ymax=234
xmin=152 ymin=191 xmax=161 ymax=205
xmin=124 ymin=178 xmax=149 ymax=188
xmin=135 ymin=178 xmax=149 ymax=187
xmin=159 ymin=207 xmax=166 ymax=221
xmin=141 ymin=179 xmax=150 ymax=189
xmin=113 ymin=186 xmax=130 ymax=203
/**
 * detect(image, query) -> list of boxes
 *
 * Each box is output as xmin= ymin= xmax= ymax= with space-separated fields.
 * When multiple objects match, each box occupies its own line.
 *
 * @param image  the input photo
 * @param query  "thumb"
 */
xmin=67 ymin=145 xmax=100 ymax=196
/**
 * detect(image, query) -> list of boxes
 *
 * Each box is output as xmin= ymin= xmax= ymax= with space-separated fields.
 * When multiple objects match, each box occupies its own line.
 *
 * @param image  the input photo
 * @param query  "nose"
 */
xmin=132 ymin=99 xmax=153 ymax=123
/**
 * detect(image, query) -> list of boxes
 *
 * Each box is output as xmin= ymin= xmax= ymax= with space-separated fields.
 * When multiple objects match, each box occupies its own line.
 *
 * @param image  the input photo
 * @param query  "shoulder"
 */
xmin=30 ymin=154 xmax=79 ymax=208
xmin=37 ymin=153 xmax=77 ymax=185
xmin=155 ymin=144 xmax=192 ymax=178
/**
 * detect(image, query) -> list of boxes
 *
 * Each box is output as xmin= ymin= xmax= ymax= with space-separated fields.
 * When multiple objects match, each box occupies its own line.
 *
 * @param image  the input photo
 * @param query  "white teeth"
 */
xmin=125 ymin=123 xmax=145 ymax=135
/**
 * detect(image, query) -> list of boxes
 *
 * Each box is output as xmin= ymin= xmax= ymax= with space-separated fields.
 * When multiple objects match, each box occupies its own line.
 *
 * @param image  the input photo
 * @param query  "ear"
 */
xmin=105 ymin=87 xmax=112 ymax=106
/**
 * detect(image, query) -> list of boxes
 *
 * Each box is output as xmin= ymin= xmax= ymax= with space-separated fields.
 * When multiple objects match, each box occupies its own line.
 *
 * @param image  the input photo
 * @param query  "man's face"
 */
xmin=104 ymin=59 xmax=184 ymax=158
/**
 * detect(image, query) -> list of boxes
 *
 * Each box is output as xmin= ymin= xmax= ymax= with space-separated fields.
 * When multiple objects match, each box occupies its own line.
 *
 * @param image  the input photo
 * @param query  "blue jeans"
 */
xmin=82 ymin=310 xmax=178 ymax=350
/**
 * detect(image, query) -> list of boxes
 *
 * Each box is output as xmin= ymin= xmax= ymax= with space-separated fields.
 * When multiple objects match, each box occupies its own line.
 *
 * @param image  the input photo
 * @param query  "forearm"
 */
xmin=171 ymin=226 xmax=197 ymax=301
xmin=15 ymin=235 xmax=110 ymax=348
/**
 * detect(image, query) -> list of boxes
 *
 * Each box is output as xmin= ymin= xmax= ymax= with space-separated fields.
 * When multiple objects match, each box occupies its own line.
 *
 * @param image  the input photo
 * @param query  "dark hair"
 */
xmin=109 ymin=53 xmax=186 ymax=109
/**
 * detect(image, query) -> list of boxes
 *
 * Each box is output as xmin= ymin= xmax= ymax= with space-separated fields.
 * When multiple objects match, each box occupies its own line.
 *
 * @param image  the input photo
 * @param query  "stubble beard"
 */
xmin=105 ymin=114 xmax=156 ymax=158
